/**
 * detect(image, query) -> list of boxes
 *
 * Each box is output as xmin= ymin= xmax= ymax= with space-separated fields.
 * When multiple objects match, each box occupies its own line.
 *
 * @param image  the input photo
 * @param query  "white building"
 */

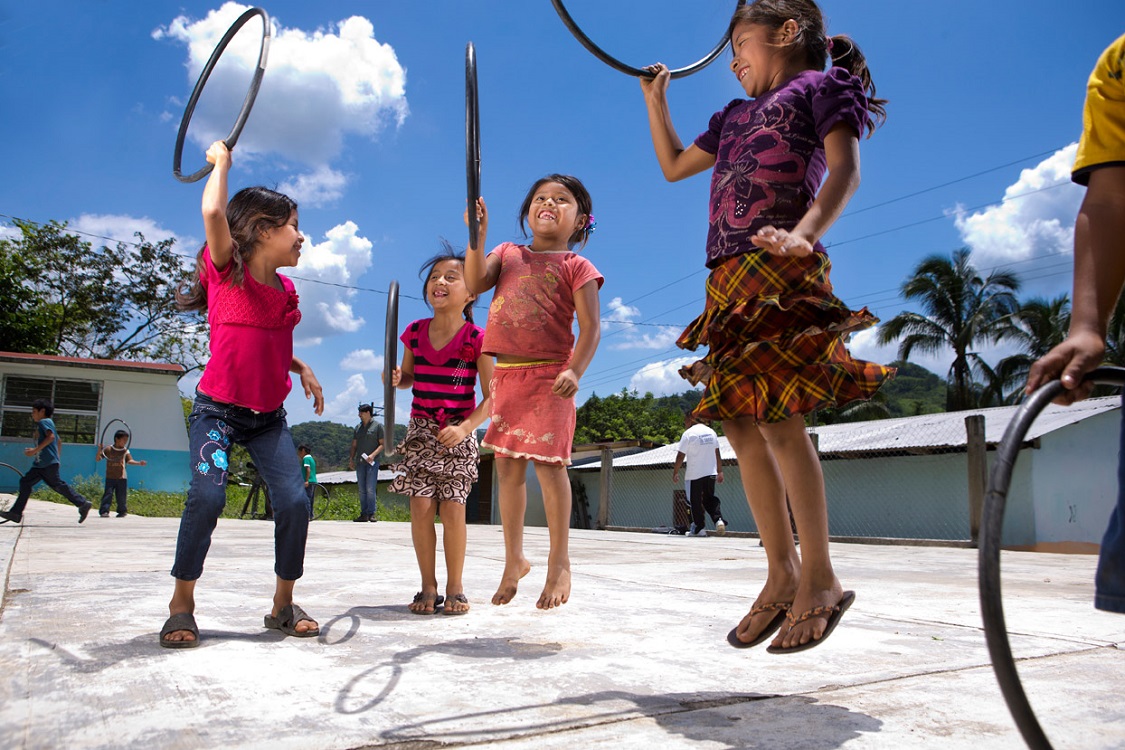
xmin=0 ymin=352 xmax=189 ymax=493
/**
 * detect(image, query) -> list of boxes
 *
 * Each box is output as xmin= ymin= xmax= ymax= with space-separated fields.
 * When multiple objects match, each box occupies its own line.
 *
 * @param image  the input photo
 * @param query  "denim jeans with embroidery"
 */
xmin=172 ymin=392 xmax=308 ymax=581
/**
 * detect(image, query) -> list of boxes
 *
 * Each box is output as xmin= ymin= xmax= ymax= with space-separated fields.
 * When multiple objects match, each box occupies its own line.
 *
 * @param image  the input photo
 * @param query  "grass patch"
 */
xmin=30 ymin=474 xmax=411 ymax=523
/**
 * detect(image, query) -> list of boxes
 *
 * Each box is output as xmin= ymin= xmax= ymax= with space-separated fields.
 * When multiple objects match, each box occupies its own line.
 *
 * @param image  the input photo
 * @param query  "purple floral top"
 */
xmin=694 ymin=67 xmax=870 ymax=268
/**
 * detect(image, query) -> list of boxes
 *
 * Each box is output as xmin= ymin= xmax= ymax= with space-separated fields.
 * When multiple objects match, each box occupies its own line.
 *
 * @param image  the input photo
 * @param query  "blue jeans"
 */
xmin=8 ymin=463 xmax=90 ymax=517
xmin=357 ymin=459 xmax=379 ymax=516
xmin=172 ymin=393 xmax=308 ymax=582
xmin=1095 ymin=393 xmax=1125 ymax=613
xmin=99 ymin=478 xmax=128 ymax=515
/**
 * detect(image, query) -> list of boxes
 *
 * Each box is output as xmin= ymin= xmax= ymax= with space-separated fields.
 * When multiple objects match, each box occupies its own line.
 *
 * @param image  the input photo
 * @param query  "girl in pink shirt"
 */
xmin=465 ymin=175 xmax=603 ymax=611
xmin=160 ymin=141 xmax=324 ymax=649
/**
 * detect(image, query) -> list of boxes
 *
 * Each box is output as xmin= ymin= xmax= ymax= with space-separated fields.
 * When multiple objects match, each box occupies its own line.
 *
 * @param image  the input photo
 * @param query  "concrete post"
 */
xmin=966 ymin=414 xmax=987 ymax=547
xmin=597 ymin=446 xmax=613 ymax=530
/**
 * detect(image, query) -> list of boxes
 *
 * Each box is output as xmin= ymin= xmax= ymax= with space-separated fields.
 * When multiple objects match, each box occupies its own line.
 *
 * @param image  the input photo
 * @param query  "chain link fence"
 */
xmin=569 ymin=412 xmax=986 ymax=544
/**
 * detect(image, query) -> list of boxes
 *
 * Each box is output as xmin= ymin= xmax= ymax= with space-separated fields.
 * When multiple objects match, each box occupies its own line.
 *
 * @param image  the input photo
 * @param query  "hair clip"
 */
xmin=586 ymin=214 xmax=597 ymax=234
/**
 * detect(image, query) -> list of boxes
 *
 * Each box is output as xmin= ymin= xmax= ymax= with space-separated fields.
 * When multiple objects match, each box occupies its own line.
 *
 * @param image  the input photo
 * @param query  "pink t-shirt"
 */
xmin=197 ymin=250 xmax=302 ymax=412
xmin=481 ymin=242 xmax=603 ymax=360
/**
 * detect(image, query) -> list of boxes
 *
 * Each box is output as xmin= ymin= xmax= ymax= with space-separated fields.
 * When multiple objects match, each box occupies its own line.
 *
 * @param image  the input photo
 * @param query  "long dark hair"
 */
xmin=175 ymin=186 xmax=298 ymax=311
xmin=517 ymin=174 xmax=595 ymax=250
xmin=419 ymin=241 xmax=475 ymax=323
xmin=733 ymin=0 xmax=887 ymax=134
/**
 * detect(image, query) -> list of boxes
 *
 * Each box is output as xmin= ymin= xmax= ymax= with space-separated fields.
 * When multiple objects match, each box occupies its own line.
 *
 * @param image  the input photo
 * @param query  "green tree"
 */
xmin=574 ymin=389 xmax=690 ymax=445
xmin=877 ymin=248 xmax=1021 ymax=411
xmin=984 ymin=295 xmax=1072 ymax=405
xmin=0 ymin=219 xmax=205 ymax=371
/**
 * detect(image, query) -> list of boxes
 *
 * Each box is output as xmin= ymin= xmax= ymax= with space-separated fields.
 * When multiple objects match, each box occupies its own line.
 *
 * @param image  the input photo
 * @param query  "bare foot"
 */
xmin=409 ymin=590 xmax=442 ymax=614
xmin=491 ymin=558 xmax=531 ymax=605
xmin=731 ymin=578 xmax=799 ymax=646
xmin=536 ymin=565 xmax=571 ymax=610
xmin=770 ymin=579 xmax=845 ymax=651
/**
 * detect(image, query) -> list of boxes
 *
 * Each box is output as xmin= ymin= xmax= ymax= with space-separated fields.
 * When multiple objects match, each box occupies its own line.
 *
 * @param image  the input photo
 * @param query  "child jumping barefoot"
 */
xmin=465 ymin=176 xmax=603 ymax=609
xmin=388 ymin=246 xmax=494 ymax=616
xmin=640 ymin=0 xmax=893 ymax=651
xmin=161 ymin=141 xmax=324 ymax=648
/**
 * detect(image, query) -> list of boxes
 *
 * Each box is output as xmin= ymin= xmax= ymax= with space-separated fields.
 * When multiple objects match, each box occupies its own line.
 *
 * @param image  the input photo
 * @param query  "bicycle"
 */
xmin=236 ymin=462 xmax=330 ymax=521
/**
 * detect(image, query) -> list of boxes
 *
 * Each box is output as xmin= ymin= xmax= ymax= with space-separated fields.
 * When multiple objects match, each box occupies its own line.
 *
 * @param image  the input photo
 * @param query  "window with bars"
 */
xmin=1 ymin=375 xmax=101 ymax=444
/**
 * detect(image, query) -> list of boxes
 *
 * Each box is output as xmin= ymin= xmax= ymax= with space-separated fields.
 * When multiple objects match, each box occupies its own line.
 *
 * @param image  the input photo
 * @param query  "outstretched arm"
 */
xmin=202 ymin=141 xmax=234 ymax=270
xmin=640 ymin=64 xmax=716 ymax=182
xmin=1027 ymin=166 xmax=1125 ymax=402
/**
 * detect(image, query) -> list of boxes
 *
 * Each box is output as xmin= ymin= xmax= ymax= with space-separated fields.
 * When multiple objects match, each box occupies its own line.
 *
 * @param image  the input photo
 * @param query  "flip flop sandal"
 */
xmin=264 ymin=603 xmax=320 ymax=637
xmin=160 ymin=612 xmax=200 ymax=649
xmin=443 ymin=593 xmax=470 ymax=616
xmin=410 ymin=592 xmax=445 ymax=615
xmin=727 ymin=601 xmax=790 ymax=649
xmin=766 ymin=591 xmax=856 ymax=654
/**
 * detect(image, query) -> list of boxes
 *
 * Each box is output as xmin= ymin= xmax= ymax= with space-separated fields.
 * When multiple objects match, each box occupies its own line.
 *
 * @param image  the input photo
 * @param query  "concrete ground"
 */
xmin=0 ymin=498 xmax=1122 ymax=750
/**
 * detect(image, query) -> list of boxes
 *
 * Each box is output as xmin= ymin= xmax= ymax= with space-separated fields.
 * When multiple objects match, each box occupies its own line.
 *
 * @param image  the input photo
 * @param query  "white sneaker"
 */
xmin=691 ymin=528 xmax=708 ymax=537
xmin=715 ymin=519 xmax=727 ymax=536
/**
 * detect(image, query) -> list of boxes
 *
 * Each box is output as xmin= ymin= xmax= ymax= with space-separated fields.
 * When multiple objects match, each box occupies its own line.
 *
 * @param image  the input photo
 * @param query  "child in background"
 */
xmin=0 ymin=398 xmax=92 ymax=525
xmin=640 ymin=0 xmax=893 ymax=652
xmin=96 ymin=429 xmax=146 ymax=518
xmin=161 ymin=140 xmax=324 ymax=649
xmin=388 ymin=245 xmax=494 ymax=615
xmin=465 ymin=175 xmax=603 ymax=610
xmin=297 ymin=444 xmax=317 ymax=511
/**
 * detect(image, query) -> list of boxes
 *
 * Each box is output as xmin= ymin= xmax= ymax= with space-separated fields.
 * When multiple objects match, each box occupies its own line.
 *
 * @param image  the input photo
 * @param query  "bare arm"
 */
xmin=752 ymin=124 xmax=861 ymax=257
xmin=1027 ymin=165 xmax=1125 ymax=402
xmin=436 ymin=354 xmax=495 ymax=448
xmin=391 ymin=348 xmax=416 ymax=390
xmin=640 ymin=64 xmax=716 ymax=182
xmin=715 ymin=447 xmax=724 ymax=483
xmin=672 ymin=451 xmax=686 ymax=483
xmin=552 ymin=280 xmax=601 ymax=398
xmin=291 ymin=356 xmax=324 ymax=415
xmin=464 ymin=197 xmax=501 ymax=294
xmin=202 ymin=141 xmax=234 ymax=270
xmin=25 ymin=429 xmax=55 ymax=457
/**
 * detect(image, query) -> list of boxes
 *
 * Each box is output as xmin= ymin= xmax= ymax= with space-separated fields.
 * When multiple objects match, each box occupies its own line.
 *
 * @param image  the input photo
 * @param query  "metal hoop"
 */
xmin=980 ymin=366 xmax=1125 ymax=750
xmin=383 ymin=280 xmax=400 ymax=459
xmin=99 ymin=418 xmax=133 ymax=452
xmin=549 ymin=0 xmax=745 ymax=79
xmin=466 ymin=42 xmax=482 ymax=249
xmin=173 ymin=7 xmax=271 ymax=183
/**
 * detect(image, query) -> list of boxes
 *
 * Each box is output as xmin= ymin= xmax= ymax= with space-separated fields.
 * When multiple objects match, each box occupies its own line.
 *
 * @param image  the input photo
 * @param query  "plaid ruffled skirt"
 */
xmin=678 ymin=250 xmax=895 ymax=423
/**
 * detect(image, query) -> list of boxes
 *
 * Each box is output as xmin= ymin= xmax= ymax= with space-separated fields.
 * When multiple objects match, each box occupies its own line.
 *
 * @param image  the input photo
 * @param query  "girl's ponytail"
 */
xmin=828 ymin=34 xmax=887 ymax=133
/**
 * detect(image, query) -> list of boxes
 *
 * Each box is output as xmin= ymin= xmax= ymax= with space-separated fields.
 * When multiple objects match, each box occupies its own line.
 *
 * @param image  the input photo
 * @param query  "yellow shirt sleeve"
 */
xmin=1073 ymin=33 xmax=1125 ymax=185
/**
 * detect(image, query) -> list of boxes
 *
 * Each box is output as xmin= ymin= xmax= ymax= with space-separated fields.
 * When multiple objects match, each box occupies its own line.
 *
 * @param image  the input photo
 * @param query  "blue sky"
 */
xmin=1 ymin=1 xmax=1122 ymax=427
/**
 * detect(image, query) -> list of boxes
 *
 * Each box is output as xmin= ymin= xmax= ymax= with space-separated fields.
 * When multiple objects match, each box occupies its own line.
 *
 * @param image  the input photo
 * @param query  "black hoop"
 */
xmin=466 ymin=42 xmax=482 ymax=249
xmin=173 ymin=7 xmax=271 ymax=183
xmin=0 ymin=462 xmax=23 ymax=520
xmin=99 ymin=418 xmax=133 ymax=452
xmin=550 ymin=0 xmax=745 ymax=79
xmin=383 ymin=280 xmax=400 ymax=459
xmin=980 ymin=366 xmax=1125 ymax=750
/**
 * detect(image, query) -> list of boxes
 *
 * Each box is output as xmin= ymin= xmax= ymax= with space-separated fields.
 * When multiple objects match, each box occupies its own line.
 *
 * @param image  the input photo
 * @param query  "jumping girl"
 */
xmin=161 ymin=140 xmax=324 ymax=648
xmin=388 ymin=246 xmax=494 ymax=616
xmin=465 ymin=176 xmax=603 ymax=610
xmin=640 ymin=0 xmax=894 ymax=652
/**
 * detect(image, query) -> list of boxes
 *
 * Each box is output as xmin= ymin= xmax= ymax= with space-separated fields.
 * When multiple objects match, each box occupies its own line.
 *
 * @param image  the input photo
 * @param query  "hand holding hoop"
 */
xmin=550 ymin=0 xmax=745 ymax=79
xmin=173 ymin=7 xmax=271 ymax=183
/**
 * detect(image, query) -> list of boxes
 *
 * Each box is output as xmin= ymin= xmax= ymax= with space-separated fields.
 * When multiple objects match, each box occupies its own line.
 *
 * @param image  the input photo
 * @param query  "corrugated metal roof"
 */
xmin=0 ymin=351 xmax=184 ymax=375
xmin=574 ymin=396 xmax=1121 ymax=470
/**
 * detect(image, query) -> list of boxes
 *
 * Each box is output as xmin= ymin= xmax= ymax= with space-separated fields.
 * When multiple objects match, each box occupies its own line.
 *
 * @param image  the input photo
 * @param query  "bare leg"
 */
xmin=723 ymin=416 xmax=801 ymax=645
xmin=534 ymin=462 xmax=572 ymax=610
xmin=492 ymin=456 xmax=531 ymax=605
xmin=758 ymin=415 xmax=843 ymax=650
xmin=272 ymin=577 xmax=318 ymax=633
xmin=164 ymin=578 xmax=198 ymax=644
xmin=441 ymin=501 xmax=470 ymax=613
xmin=409 ymin=497 xmax=441 ymax=613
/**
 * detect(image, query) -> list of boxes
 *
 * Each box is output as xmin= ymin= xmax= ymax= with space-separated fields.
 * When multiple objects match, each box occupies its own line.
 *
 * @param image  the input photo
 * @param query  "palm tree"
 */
xmin=877 ymin=248 xmax=1021 ymax=411
xmin=989 ymin=295 xmax=1071 ymax=403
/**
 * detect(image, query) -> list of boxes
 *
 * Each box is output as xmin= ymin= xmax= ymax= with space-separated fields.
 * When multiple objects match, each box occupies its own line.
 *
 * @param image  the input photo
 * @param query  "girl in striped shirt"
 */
xmin=388 ymin=246 xmax=494 ymax=615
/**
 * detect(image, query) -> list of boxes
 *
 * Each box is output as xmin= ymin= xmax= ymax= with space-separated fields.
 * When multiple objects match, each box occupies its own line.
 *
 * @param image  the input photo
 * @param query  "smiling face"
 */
xmin=729 ymin=21 xmax=791 ymax=98
xmin=525 ymin=182 xmax=587 ymax=246
xmin=259 ymin=209 xmax=303 ymax=269
xmin=425 ymin=259 xmax=474 ymax=314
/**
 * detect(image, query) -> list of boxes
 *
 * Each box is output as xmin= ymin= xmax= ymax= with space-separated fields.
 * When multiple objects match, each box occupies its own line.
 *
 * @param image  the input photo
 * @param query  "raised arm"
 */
xmin=640 ymin=64 xmax=716 ymax=182
xmin=464 ymin=197 xmax=501 ymax=295
xmin=202 ymin=141 xmax=234 ymax=270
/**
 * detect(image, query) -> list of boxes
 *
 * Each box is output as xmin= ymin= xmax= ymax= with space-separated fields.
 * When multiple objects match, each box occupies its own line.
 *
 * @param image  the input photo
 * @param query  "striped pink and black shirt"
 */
xmin=401 ymin=318 xmax=484 ymax=427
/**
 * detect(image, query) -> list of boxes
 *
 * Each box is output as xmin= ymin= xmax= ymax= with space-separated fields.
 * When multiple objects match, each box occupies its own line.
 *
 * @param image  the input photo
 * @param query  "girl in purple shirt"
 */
xmin=389 ymin=248 xmax=494 ymax=615
xmin=641 ymin=0 xmax=893 ymax=654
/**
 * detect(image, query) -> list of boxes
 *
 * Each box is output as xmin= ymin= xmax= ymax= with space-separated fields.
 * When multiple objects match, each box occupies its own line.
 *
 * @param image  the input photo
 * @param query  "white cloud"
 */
xmin=627 ymin=356 xmax=699 ymax=396
xmin=323 ymin=372 xmax=369 ymax=423
xmin=0 ymin=223 xmax=19 ymax=241
xmin=601 ymin=296 xmax=684 ymax=351
xmin=69 ymin=213 xmax=183 ymax=247
xmin=155 ymin=3 xmax=407 ymax=188
xmin=603 ymin=297 xmax=640 ymax=324
xmin=291 ymin=221 xmax=373 ymax=345
xmin=279 ymin=166 xmax=349 ymax=208
xmin=951 ymin=144 xmax=1083 ymax=271
xmin=340 ymin=349 xmax=382 ymax=372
